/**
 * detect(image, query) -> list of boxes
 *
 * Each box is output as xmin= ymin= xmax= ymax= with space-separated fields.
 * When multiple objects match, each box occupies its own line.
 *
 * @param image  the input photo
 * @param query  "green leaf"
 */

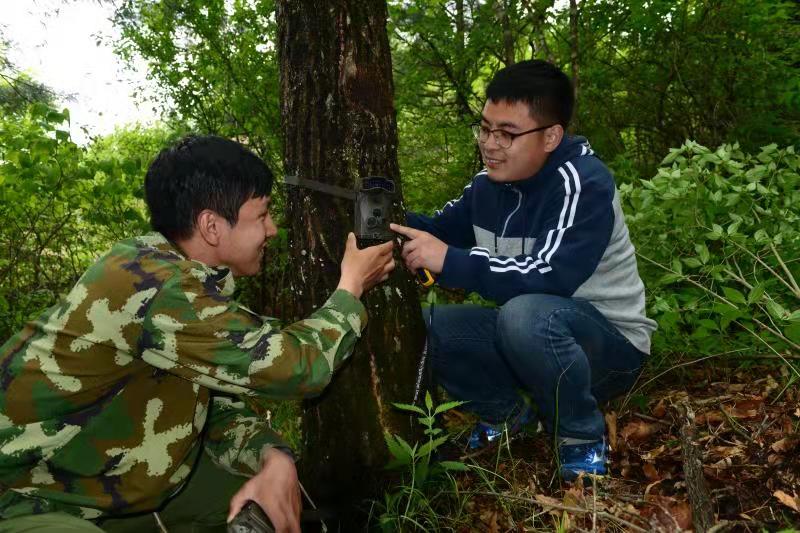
xmin=417 ymin=435 xmax=450 ymax=458
xmin=766 ymin=300 xmax=789 ymax=321
xmin=424 ymin=391 xmax=433 ymax=411
xmin=682 ymin=257 xmax=703 ymax=269
xmin=658 ymin=273 xmax=683 ymax=285
xmin=384 ymin=433 xmax=413 ymax=464
xmin=747 ymin=284 xmax=765 ymax=305
xmin=712 ymin=302 xmax=743 ymax=320
xmin=695 ymin=244 xmax=710 ymax=264
xmin=391 ymin=402 xmax=426 ymax=416
xmin=785 ymin=323 xmax=800 ymax=344
xmin=671 ymin=258 xmax=683 ymax=275
xmin=722 ymin=286 xmax=746 ymax=305
xmin=440 ymin=461 xmax=469 ymax=472
xmin=433 ymin=400 xmax=467 ymax=416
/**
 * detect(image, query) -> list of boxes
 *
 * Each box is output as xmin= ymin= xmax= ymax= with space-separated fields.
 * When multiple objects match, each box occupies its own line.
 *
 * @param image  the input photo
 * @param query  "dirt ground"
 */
xmin=443 ymin=362 xmax=800 ymax=532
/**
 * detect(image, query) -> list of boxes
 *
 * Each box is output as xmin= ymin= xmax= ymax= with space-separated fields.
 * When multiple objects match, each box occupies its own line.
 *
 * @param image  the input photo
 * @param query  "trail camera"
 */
xmin=227 ymin=501 xmax=275 ymax=533
xmin=355 ymin=176 xmax=395 ymax=242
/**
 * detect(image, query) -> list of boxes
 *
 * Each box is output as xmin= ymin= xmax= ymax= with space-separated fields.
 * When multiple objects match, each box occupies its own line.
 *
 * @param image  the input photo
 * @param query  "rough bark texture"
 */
xmin=276 ymin=0 xmax=425 ymax=524
xmin=676 ymin=395 xmax=715 ymax=533
xmin=495 ymin=0 xmax=516 ymax=66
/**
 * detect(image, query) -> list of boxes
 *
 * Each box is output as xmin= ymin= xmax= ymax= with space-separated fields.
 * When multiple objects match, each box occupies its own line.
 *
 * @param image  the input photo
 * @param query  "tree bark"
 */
xmin=676 ymin=395 xmax=715 ymax=533
xmin=495 ymin=0 xmax=516 ymax=66
xmin=276 ymin=0 xmax=425 ymax=525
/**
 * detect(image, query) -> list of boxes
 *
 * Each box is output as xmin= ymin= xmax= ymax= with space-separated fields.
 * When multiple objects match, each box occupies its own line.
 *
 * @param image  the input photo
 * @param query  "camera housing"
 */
xmin=354 ymin=177 xmax=395 ymax=242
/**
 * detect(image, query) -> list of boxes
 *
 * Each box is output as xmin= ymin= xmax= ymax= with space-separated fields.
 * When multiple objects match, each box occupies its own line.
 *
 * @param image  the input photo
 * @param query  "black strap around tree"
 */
xmin=283 ymin=175 xmax=357 ymax=201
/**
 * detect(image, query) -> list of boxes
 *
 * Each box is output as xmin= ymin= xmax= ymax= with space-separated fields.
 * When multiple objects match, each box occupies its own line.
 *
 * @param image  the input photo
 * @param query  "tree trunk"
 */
xmin=276 ymin=0 xmax=425 ymax=525
xmin=495 ymin=0 xmax=516 ymax=66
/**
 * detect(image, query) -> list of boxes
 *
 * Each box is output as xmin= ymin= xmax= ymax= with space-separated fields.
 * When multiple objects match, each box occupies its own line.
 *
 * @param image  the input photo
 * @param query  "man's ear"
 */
xmin=196 ymin=209 xmax=222 ymax=246
xmin=543 ymin=125 xmax=564 ymax=153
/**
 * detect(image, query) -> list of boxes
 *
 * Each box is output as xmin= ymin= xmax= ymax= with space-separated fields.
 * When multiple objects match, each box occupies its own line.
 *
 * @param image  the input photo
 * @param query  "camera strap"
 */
xmin=284 ymin=175 xmax=356 ymax=201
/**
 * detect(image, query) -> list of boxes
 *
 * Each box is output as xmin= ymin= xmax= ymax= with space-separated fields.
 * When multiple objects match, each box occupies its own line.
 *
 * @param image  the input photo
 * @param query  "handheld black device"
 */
xmin=227 ymin=501 xmax=275 ymax=533
xmin=354 ymin=176 xmax=395 ymax=242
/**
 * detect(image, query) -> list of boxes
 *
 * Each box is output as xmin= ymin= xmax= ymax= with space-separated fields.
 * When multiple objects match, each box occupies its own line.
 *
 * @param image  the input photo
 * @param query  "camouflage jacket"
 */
xmin=0 ymin=233 xmax=367 ymax=520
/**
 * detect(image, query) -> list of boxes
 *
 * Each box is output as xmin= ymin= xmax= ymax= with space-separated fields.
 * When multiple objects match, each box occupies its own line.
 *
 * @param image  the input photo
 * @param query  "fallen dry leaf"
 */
xmin=771 ymin=437 xmax=799 ymax=453
xmin=620 ymin=419 xmax=662 ymax=442
xmin=652 ymin=399 xmax=667 ymax=418
xmin=642 ymin=462 xmax=661 ymax=481
xmin=641 ymin=444 xmax=667 ymax=460
xmin=695 ymin=411 xmax=725 ymax=425
xmin=671 ymin=500 xmax=693 ymax=530
xmin=641 ymin=496 xmax=693 ymax=531
xmin=724 ymin=399 xmax=762 ymax=419
xmin=535 ymin=493 xmax=563 ymax=509
xmin=710 ymin=445 xmax=745 ymax=459
xmin=774 ymin=490 xmax=800 ymax=512
xmin=563 ymin=485 xmax=585 ymax=508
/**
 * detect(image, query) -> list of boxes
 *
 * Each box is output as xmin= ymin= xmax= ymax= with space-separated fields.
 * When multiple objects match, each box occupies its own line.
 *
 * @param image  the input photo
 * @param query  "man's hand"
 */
xmin=337 ymin=233 xmax=395 ymax=299
xmin=390 ymin=223 xmax=447 ymax=275
xmin=228 ymin=448 xmax=301 ymax=533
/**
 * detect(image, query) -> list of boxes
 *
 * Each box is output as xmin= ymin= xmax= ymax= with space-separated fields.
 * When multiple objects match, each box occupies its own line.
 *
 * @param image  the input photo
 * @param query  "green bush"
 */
xmin=0 ymin=104 xmax=155 ymax=338
xmin=620 ymin=141 xmax=800 ymax=362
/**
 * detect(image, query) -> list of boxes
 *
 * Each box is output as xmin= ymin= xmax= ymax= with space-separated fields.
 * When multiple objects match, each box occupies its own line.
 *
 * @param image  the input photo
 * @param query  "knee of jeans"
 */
xmin=498 ymin=303 xmax=574 ymax=358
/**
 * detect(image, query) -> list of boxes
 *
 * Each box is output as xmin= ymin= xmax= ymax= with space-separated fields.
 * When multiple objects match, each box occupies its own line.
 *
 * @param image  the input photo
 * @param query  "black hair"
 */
xmin=144 ymin=135 xmax=273 ymax=241
xmin=485 ymin=60 xmax=574 ymax=129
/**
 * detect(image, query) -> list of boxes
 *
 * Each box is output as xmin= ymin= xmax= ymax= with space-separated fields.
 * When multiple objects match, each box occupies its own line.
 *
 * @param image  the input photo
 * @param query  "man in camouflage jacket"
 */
xmin=0 ymin=136 xmax=394 ymax=532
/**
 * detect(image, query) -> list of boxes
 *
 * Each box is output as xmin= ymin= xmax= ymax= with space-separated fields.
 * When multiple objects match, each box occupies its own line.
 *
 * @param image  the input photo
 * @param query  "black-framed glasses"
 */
xmin=471 ymin=122 xmax=554 ymax=149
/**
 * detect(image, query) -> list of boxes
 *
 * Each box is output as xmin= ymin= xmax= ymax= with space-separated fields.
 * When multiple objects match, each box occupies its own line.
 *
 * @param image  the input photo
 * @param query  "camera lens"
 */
xmin=367 ymin=216 xmax=377 ymax=228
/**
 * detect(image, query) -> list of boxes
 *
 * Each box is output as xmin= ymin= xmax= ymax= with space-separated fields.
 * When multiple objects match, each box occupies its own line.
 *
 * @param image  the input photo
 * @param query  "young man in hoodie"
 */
xmin=391 ymin=60 xmax=657 ymax=480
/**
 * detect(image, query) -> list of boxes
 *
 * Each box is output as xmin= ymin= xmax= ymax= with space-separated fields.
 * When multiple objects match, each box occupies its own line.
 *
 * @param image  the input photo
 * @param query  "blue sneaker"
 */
xmin=467 ymin=407 xmax=532 ymax=450
xmin=558 ymin=438 xmax=608 ymax=481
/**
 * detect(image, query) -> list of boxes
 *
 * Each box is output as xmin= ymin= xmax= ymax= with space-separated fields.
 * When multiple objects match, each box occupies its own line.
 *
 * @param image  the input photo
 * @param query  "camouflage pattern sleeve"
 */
xmin=140 ymin=267 xmax=367 ymax=399
xmin=202 ymin=395 xmax=291 ymax=476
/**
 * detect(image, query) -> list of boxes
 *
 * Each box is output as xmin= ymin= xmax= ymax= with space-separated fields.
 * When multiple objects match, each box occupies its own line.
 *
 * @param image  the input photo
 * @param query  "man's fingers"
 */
xmin=227 ymin=492 xmax=248 ymax=523
xmin=378 ymin=240 xmax=394 ymax=254
xmin=390 ymin=223 xmax=422 ymax=239
xmin=401 ymin=238 xmax=421 ymax=260
xmin=346 ymin=232 xmax=357 ymax=250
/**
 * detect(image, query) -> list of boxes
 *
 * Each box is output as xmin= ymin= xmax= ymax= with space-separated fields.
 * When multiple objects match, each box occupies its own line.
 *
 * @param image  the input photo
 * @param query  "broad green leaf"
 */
xmin=785 ymin=323 xmax=800 ymax=343
xmin=440 ymin=461 xmax=469 ymax=471
xmin=747 ymin=284 xmax=765 ymax=305
xmin=392 ymin=402 xmax=426 ymax=416
xmin=417 ymin=435 xmax=450 ymax=458
xmin=433 ymin=400 xmax=467 ymax=416
xmin=384 ymin=433 xmax=412 ymax=464
xmin=766 ymin=300 xmax=789 ymax=321
xmin=695 ymin=244 xmax=710 ymax=264
xmin=722 ymin=287 xmax=746 ymax=305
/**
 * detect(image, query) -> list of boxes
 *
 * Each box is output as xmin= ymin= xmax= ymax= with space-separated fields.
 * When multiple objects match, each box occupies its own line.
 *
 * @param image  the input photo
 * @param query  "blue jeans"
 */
xmin=425 ymin=294 xmax=645 ymax=441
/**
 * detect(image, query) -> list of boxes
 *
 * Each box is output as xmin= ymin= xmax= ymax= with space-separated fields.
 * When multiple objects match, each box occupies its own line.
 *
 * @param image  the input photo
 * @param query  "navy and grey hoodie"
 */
xmin=408 ymin=135 xmax=657 ymax=354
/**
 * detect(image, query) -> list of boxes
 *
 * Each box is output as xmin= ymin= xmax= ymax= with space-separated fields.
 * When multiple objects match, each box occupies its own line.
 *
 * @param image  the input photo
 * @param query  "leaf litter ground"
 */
xmin=435 ymin=362 xmax=800 ymax=532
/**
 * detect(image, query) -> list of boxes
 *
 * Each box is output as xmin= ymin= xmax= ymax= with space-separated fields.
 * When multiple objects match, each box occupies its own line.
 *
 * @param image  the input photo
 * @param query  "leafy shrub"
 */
xmin=620 ymin=141 xmax=800 ymax=362
xmin=0 ymin=104 xmax=154 ymax=338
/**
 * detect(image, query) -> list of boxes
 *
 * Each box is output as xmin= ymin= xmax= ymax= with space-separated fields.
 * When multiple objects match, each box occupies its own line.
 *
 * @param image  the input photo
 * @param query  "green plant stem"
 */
xmin=749 ymin=207 xmax=800 ymax=299
xmin=769 ymin=241 xmax=800 ymax=299
xmin=637 ymin=252 xmax=800 ymax=352
xmin=726 ymin=236 xmax=799 ymax=300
